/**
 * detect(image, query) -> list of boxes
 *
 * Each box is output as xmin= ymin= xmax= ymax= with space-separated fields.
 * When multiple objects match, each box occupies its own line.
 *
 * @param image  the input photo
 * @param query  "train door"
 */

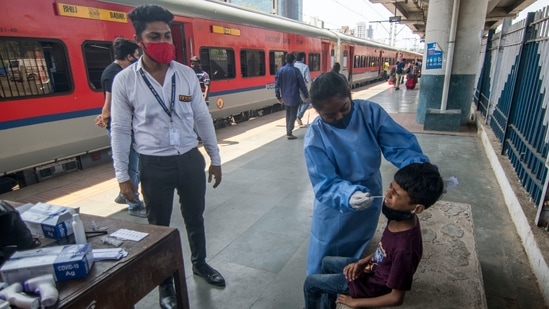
xmin=347 ymin=46 xmax=354 ymax=85
xmin=171 ymin=23 xmax=187 ymax=64
xmin=330 ymin=47 xmax=335 ymax=70
xmin=321 ymin=42 xmax=330 ymax=72
xmin=378 ymin=49 xmax=383 ymax=76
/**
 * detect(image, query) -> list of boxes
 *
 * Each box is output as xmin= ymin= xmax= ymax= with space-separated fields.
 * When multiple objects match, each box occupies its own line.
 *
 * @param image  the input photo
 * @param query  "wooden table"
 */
xmin=48 ymin=214 xmax=189 ymax=309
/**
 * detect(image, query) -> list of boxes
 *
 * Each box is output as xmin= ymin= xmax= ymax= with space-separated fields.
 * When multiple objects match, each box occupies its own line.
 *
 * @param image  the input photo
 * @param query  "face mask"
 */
xmin=130 ymin=57 xmax=138 ymax=64
xmin=143 ymin=42 xmax=175 ymax=64
xmin=382 ymin=204 xmax=414 ymax=221
xmin=325 ymin=101 xmax=354 ymax=129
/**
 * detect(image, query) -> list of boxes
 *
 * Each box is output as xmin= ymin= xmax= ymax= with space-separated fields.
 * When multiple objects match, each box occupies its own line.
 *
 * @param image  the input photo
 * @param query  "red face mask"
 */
xmin=143 ymin=42 xmax=175 ymax=64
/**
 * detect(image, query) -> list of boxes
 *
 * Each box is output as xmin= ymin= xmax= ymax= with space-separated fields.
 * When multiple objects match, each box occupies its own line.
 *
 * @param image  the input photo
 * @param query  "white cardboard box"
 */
xmin=0 ymin=244 xmax=94 ymax=284
xmin=18 ymin=203 xmax=78 ymax=240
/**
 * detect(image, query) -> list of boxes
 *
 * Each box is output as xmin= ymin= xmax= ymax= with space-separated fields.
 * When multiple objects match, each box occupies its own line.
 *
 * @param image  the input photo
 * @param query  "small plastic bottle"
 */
xmin=72 ymin=213 xmax=87 ymax=244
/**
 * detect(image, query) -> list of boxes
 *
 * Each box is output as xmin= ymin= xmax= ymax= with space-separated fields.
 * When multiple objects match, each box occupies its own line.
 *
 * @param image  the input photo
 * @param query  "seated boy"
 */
xmin=303 ymin=162 xmax=444 ymax=309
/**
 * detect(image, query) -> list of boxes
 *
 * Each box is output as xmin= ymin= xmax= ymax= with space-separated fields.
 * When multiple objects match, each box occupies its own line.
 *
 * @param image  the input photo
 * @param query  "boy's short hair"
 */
xmin=394 ymin=162 xmax=444 ymax=208
xmin=112 ymin=38 xmax=139 ymax=60
xmin=127 ymin=4 xmax=174 ymax=38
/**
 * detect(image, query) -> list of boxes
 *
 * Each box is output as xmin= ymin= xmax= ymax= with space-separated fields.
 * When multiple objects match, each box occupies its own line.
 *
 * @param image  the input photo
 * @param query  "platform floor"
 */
xmin=1 ymin=82 xmax=546 ymax=308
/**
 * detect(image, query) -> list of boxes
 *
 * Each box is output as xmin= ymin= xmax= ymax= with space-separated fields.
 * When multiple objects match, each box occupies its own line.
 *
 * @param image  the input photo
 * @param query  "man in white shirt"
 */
xmin=294 ymin=52 xmax=312 ymax=126
xmin=110 ymin=4 xmax=224 ymax=309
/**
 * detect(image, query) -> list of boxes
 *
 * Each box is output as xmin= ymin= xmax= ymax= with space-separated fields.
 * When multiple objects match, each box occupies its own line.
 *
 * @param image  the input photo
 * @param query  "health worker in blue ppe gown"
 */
xmin=303 ymin=71 xmax=429 ymax=275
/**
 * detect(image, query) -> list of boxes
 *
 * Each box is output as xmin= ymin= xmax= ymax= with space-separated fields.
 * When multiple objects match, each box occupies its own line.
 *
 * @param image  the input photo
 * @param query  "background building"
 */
xmin=227 ymin=0 xmax=303 ymax=21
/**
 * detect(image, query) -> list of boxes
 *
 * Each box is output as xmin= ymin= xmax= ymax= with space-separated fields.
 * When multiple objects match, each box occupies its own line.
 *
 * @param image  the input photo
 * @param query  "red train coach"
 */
xmin=0 ymin=0 xmax=421 ymax=191
xmin=0 ymin=0 xmax=136 ymax=189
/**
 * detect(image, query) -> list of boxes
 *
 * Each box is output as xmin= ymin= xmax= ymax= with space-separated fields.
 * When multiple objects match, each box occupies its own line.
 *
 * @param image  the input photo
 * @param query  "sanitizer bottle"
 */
xmin=72 ymin=213 xmax=87 ymax=244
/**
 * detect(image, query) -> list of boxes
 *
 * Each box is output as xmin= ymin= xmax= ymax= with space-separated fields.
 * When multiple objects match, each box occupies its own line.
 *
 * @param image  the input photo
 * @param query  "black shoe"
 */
xmin=159 ymin=282 xmax=176 ymax=309
xmin=192 ymin=264 xmax=226 ymax=287
xmin=128 ymin=205 xmax=147 ymax=218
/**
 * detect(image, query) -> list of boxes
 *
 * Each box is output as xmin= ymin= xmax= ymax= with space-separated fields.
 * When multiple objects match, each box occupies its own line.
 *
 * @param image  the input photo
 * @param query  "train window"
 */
xmin=240 ymin=49 xmax=265 ymax=78
xmin=269 ymin=51 xmax=286 ymax=75
xmin=308 ymin=53 xmax=320 ymax=72
xmin=0 ymin=39 xmax=71 ymax=100
xmin=82 ymin=41 xmax=114 ymax=91
xmin=199 ymin=48 xmax=235 ymax=80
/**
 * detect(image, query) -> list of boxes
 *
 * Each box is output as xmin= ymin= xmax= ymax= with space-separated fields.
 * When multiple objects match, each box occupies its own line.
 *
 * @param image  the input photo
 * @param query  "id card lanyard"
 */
xmin=139 ymin=69 xmax=179 ymax=145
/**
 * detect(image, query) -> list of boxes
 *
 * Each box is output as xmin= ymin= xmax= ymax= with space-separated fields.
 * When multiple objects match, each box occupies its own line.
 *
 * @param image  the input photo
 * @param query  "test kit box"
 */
xmin=0 ymin=244 xmax=94 ymax=284
xmin=18 ymin=202 xmax=78 ymax=239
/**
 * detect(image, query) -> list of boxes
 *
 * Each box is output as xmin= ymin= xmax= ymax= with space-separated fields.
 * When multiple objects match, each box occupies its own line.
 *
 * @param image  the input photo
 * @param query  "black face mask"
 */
xmin=382 ymin=204 xmax=414 ymax=221
xmin=130 ymin=57 xmax=138 ymax=64
xmin=325 ymin=101 xmax=354 ymax=129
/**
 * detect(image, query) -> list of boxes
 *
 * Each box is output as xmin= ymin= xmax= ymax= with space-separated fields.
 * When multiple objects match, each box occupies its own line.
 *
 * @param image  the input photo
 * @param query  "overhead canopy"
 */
xmin=370 ymin=0 xmax=537 ymax=37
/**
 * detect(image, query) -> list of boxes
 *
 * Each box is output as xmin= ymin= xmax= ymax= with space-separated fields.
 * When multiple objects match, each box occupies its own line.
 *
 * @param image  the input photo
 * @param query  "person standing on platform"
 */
xmin=190 ymin=56 xmax=210 ymax=106
xmin=395 ymin=58 xmax=406 ymax=90
xmin=275 ymin=53 xmax=309 ymax=140
xmin=189 ymin=55 xmax=211 ymax=141
xmin=110 ymin=5 xmax=225 ymax=309
xmin=303 ymin=71 xmax=429 ymax=276
xmin=331 ymin=62 xmax=347 ymax=85
xmin=94 ymin=38 xmax=146 ymax=218
xmin=295 ymin=52 xmax=312 ymax=126
xmin=383 ymin=61 xmax=390 ymax=80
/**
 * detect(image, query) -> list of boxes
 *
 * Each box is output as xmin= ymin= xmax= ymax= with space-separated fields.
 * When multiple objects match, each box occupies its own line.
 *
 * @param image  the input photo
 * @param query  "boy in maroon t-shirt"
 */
xmin=303 ymin=163 xmax=444 ymax=309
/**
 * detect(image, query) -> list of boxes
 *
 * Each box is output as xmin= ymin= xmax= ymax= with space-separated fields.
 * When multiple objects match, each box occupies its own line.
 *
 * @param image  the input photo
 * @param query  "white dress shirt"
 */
xmin=110 ymin=58 xmax=220 ymax=183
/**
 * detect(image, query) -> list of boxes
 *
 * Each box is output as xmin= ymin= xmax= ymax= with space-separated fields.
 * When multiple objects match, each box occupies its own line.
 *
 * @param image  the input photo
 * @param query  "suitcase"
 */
xmin=406 ymin=77 xmax=417 ymax=89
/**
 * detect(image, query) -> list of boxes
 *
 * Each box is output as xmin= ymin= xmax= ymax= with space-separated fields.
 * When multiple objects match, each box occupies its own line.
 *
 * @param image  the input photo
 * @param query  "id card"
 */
xmin=169 ymin=126 xmax=180 ymax=146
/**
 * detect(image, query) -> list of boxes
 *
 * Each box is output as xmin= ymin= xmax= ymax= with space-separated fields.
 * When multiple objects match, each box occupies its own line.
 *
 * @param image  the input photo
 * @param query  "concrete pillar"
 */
xmin=417 ymin=0 xmax=489 ymax=129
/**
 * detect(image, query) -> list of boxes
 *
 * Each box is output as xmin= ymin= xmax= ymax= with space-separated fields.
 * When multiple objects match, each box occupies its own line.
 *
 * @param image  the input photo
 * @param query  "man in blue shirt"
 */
xmin=395 ymin=58 xmax=406 ymax=90
xmin=275 ymin=53 xmax=309 ymax=139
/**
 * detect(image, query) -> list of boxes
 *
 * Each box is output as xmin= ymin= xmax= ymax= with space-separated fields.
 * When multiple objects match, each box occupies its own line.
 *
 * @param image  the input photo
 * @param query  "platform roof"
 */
xmin=370 ymin=0 xmax=537 ymax=37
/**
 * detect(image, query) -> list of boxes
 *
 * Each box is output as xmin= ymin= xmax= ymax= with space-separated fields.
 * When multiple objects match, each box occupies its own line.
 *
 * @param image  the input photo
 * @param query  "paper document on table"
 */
xmin=110 ymin=229 xmax=149 ymax=241
xmin=93 ymin=248 xmax=129 ymax=261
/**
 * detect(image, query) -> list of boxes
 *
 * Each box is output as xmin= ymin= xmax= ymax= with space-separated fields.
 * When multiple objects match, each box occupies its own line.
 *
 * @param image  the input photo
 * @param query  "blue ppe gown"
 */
xmin=303 ymin=100 xmax=429 ymax=275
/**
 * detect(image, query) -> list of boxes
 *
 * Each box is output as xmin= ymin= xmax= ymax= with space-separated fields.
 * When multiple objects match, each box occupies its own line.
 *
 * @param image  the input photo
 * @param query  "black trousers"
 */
xmin=140 ymin=148 xmax=207 ymax=267
xmin=285 ymin=104 xmax=299 ymax=136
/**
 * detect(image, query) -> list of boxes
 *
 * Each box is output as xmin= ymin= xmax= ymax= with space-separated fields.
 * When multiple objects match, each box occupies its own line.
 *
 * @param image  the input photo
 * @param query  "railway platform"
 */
xmin=1 ymin=82 xmax=547 ymax=308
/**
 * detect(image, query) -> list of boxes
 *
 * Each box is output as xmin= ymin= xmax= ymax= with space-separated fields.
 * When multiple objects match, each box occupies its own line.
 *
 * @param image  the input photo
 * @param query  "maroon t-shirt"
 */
xmin=348 ymin=217 xmax=423 ymax=297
